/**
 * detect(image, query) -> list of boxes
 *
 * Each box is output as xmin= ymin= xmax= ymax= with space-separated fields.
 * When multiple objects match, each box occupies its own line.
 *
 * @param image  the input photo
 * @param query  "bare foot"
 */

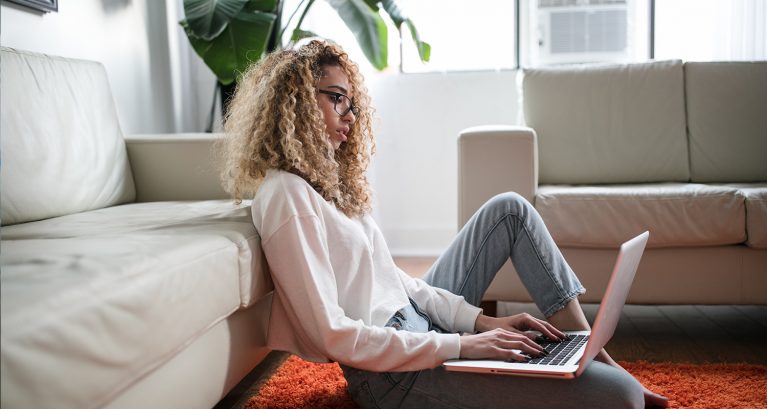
xmin=642 ymin=386 xmax=670 ymax=408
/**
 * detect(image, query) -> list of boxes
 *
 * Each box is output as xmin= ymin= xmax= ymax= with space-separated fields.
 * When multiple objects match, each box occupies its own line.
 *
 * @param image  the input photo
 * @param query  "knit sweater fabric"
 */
xmin=250 ymin=170 xmax=481 ymax=372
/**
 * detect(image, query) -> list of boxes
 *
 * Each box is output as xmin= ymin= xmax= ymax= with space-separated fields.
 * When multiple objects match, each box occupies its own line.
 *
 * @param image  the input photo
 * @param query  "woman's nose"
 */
xmin=342 ymin=110 xmax=356 ymax=123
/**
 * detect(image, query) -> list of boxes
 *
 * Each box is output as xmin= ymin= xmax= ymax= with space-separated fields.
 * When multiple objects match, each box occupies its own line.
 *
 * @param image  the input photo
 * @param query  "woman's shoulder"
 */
xmin=259 ymin=169 xmax=314 ymax=196
xmin=252 ymin=169 xmax=324 ymax=224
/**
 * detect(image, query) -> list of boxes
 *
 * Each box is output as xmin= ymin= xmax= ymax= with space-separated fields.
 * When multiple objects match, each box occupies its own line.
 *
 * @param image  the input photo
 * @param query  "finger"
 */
xmin=499 ymin=330 xmax=546 ymax=351
xmin=542 ymin=320 xmax=568 ymax=339
xmin=528 ymin=319 xmax=566 ymax=341
xmin=497 ymin=338 xmax=546 ymax=356
xmin=498 ymin=347 xmax=531 ymax=362
xmin=502 ymin=327 xmax=525 ymax=335
xmin=522 ymin=330 xmax=538 ymax=341
xmin=499 ymin=329 xmax=548 ymax=353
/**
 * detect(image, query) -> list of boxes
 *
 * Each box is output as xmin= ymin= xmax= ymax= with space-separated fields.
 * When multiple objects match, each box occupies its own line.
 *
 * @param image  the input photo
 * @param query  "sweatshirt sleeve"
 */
xmin=262 ymin=214 xmax=462 ymax=372
xmin=397 ymin=269 xmax=482 ymax=334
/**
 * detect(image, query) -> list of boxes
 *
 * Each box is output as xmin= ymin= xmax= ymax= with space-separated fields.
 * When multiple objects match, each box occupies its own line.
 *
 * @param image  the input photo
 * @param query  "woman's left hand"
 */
xmin=474 ymin=313 xmax=567 ymax=341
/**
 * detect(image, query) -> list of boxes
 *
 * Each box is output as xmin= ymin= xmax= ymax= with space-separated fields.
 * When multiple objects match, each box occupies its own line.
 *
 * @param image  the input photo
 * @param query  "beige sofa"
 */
xmin=459 ymin=60 xmax=767 ymax=305
xmin=1 ymin=48 xmax=274 ymax=408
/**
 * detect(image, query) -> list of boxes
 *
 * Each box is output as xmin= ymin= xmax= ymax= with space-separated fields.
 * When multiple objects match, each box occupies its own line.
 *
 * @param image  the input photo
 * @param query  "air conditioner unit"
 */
xmin=536 ymin=0 xmax=631 ymax=65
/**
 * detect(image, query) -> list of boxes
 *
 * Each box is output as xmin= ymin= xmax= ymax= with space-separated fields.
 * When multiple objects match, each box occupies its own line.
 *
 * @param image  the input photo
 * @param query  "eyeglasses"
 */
xmin=318 ymin=89 xmax=360 ymax=117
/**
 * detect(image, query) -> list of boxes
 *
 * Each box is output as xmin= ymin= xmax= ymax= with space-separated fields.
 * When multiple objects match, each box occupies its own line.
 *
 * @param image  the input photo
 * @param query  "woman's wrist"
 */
xmin=474 ymin=314 xmax=497 ymax=332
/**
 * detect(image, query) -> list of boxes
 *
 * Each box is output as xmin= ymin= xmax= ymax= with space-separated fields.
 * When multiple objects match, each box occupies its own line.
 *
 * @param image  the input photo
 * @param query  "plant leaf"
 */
xmin=404 ymin=20 xmax=430 ymax=62
xmin=183 ymin=0 xmax=249 ymax=40
xmin=380 ymin=0 xmax=430 ymax=62
xmin=379 ymin=0 xmax=404 ymax=26
xmin=291 ymin=28 xmax=320 ymax=42
xmin=361 ymin=0 xmax=380 ymax=10
xmin=244 ymin=0 xmax=278 ymax=13
xmin=182 ymin=10 xmax=277 ymax=85
xmin=325 ymin=0 xmax=388 ymax=70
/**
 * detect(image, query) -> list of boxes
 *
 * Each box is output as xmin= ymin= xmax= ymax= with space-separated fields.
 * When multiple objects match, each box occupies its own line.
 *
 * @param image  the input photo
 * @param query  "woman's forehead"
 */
xmin=319 ymin=65 xmax=352 ymax=93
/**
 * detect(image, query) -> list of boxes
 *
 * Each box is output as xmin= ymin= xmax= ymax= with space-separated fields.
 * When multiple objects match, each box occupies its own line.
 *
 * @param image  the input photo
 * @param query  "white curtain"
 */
xmin=723 ymin=0 xmax=767 ymax=60
xmin=655 ymin=0 xmax=767 ymax=61
xmin=164 ymin=0 xmax=220 ymax=132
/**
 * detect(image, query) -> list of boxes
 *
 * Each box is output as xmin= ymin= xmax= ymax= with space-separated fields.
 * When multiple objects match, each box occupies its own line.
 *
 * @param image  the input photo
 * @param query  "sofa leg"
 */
xmin=480 ymin=300 xmax=498 ymax=317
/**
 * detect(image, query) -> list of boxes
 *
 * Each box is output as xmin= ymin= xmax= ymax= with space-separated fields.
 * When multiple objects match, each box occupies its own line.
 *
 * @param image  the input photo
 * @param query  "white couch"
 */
xmin=1 ymin=48 xmax=274 ymax=408
xmin=459 ymin=60 xmax=767 ymax=305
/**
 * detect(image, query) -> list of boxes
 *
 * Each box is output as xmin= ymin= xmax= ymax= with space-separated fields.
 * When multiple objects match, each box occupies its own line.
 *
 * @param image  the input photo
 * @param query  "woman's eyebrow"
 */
xmin=325 ymin=85 xmax=349 ymax=95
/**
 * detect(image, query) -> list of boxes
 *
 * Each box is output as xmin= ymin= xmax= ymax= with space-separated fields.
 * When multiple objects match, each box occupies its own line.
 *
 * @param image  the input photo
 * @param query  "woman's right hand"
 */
xmin=459 ymin=328 xmax=547 ymax=361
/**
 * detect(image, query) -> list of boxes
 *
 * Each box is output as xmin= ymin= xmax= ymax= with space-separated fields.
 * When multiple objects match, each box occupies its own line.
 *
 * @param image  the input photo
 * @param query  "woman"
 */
xmin=221 ymin=40 xmax=668 ymax=409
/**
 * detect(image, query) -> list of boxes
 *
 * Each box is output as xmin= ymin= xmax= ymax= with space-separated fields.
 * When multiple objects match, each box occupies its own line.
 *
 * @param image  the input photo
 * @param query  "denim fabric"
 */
xmin=341 ymin=193 xmax=643 ymax=409
xmin=384 ymin=299 xmax=432 ymax=333
xmin=385 ymin=298 xmax=449 ymax=334
xmin=423 ymin=192 xmax=585 ymax=317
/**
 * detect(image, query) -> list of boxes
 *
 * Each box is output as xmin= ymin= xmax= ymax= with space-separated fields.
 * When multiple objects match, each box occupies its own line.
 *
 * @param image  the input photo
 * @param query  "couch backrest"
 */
xmin=522 ymin=60 xmax=690 ymax=185
xmin=1 ymin=48 xmax=135 ymax=226
xmin=685 ymin=61 xmax=767 ymax=183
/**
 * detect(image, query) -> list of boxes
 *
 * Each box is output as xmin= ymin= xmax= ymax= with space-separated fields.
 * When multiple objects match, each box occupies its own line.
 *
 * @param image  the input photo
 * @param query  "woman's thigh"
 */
xmin=344 ymin=361 xmax=643 ymax=409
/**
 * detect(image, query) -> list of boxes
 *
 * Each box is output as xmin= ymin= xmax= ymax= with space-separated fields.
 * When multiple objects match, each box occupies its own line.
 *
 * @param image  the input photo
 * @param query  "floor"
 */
xmin=215 ymin=256 xmax=767 ymax=408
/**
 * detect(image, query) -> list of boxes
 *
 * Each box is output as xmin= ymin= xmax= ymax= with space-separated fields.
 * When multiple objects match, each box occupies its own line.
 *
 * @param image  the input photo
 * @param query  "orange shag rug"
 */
xmin=247 ymin=356 xmax=767 ymax=409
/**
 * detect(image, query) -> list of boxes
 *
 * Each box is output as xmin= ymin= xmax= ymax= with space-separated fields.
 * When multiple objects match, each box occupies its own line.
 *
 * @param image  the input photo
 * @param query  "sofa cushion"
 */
xmin=522 ymin=60 xmax=689 ymax=185
xmin=0 ymin=201 xmax=269 ymax=409
xmin=535 ymin=184 xmax=746 ymax=248
xmin=685 ymin=62 xmax=767 ymax=183
xmin=0 ymin=47 xmax=135 ymax=226
xmin=731 ymin=184 xmax=767 ymax=249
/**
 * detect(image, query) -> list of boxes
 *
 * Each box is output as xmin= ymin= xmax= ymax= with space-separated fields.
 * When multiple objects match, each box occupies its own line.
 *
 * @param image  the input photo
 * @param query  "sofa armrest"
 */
xmin=125 ymin=133 xmax=229 ymax=202
xmin=458 ymin=125 xmax=538 ymax=227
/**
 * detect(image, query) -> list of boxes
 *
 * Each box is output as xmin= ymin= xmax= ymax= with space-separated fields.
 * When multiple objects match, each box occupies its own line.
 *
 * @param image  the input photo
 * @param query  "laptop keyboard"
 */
xmin=523 ymin=334 xmax=589 ymax=366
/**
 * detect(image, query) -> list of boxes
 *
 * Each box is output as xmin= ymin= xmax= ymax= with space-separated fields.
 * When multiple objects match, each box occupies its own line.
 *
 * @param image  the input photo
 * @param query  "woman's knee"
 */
xmin=481 ymin=192 xmax=532 ymax=217
xmin=579 ymin=363 xmax=644 ymax=409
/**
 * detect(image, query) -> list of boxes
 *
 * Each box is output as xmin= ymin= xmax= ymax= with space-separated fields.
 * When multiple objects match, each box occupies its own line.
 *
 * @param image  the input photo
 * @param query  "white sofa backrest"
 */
xmin=522 ymin=60 xmax=690 ymax=185
xmin=1 ymin=48 xmax=135 ymax=226
xmin=685 ymin=61 xmax=767 ymax=183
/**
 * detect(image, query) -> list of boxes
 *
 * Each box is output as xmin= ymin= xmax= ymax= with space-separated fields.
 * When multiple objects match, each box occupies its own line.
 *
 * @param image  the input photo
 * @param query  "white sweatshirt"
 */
xmin=250 ymin=170 xmax=482 ymax=372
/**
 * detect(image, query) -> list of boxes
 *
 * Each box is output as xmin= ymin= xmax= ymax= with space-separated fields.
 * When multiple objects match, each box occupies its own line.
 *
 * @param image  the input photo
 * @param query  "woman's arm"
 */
xmin=395 ymin=269 xmax=482 ymax=334
xmin=263 ymin=214 xmax=461 ymax=372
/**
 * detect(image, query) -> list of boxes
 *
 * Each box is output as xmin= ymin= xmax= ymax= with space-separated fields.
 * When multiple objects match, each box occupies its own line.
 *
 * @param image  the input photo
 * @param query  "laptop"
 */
xmin=443 ymin=231 xmax=649 ymax=379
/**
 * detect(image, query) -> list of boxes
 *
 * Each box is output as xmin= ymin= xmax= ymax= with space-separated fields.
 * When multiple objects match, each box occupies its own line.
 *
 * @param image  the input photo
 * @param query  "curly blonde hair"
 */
xmin=220 ymin=40 xmax=375 ymax=217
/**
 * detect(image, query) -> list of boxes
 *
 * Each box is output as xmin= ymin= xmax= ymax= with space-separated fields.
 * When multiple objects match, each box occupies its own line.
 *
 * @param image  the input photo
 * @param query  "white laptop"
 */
xmin=443 ymin=231 xmax=649 ymax=379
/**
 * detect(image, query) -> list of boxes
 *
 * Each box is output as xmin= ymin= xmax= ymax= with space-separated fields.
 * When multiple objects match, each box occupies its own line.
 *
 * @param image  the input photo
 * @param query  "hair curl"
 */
xmin=220 ymin=40 xmax=375 ymax=217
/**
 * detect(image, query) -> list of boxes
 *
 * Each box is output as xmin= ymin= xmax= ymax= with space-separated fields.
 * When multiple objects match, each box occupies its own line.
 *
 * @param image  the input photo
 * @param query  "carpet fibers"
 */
xmin=247 ymin=356 xmax=767 ymax=409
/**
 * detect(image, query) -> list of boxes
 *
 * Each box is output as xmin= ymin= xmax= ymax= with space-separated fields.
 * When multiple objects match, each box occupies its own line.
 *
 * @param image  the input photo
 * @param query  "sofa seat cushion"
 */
xmin=729 ymin=184 xmax=767 ymax=249
xmin=0 ymin=200 xmax=268 ymax=409
xmin=535 ymin=184 xmax=746 ymax=248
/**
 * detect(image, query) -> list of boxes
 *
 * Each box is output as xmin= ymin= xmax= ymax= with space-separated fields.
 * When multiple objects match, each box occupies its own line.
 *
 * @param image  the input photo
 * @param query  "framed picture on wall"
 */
xmin=7 ymin=0 xmax=58 ymax=13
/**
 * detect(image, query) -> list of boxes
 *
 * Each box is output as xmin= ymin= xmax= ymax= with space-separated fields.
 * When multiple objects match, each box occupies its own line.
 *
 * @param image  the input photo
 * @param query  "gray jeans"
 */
xmin=341 ymin=192 xmax=644 ymax=409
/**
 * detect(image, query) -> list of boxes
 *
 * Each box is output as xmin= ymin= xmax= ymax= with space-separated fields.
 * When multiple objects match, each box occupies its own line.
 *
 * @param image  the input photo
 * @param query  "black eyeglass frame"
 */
xmin=318 ymin=89 xmax=360 ymax=117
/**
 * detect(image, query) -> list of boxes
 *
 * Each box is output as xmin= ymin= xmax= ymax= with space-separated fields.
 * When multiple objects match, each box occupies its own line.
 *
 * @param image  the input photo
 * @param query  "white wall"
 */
xmin=0 ymin=0 xmax=521 ymax=257
xmin=1 ymin=0 xmax=178 ymax=134
xmin=286 ymin=0 xmax=525 ymax=255
xmin=367 ymin=70 xmax=521 ymax=255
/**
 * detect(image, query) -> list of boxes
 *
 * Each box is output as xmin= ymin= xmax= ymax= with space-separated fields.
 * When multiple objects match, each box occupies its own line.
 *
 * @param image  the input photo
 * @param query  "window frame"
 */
xmin=398 ymin=0 xmax=657 ymax=73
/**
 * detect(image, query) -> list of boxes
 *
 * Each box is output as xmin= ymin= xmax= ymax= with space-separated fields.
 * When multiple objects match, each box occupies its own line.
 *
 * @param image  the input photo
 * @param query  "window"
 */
xmin=654 ymin=0 xmax=767 ymax=61
xmin=291 ymin=0 xmax=765 ymax=73
xmin=398 ymin=0 xmax=518 ymax=73
xmin=521 ymin=0 xmax=652 ymax=66
xmin=399 ymin=0 xmax=652 ymax=71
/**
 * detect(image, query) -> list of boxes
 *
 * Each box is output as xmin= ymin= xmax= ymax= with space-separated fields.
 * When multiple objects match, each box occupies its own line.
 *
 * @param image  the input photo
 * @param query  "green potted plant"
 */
xmin=180 ymin=0 xmax=430 ymax=125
